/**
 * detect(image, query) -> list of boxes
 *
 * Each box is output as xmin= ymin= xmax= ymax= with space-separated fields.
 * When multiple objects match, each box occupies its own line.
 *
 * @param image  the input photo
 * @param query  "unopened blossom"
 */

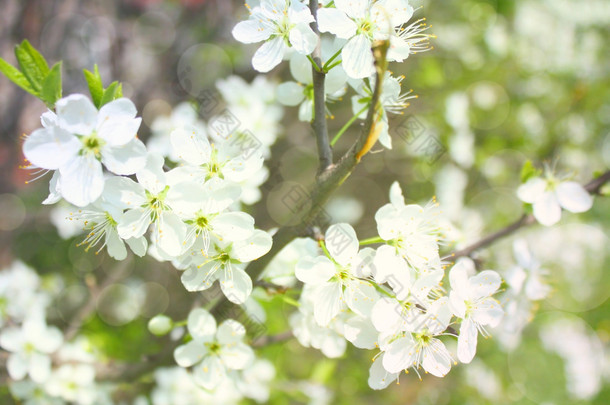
xmin=23 ymin=94 xmax=146 ymax=206
xmin=173 ymin=308 xmax=254 ymax=390
xmin=232 ymin=0 xmax=318 ymax=72
xmin=517 ymin=171 xmax=593 ymax=226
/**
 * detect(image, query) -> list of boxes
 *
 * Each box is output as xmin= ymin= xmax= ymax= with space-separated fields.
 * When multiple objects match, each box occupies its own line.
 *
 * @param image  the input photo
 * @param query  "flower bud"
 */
xmin=148 ymin=315 xmax=173 ymax=336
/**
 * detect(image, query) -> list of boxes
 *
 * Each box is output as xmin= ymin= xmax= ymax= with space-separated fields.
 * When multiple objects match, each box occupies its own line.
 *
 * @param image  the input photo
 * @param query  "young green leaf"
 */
xmin=0 ymin=57 xmax=38 ymax=96
xmin=14 ymin=40 xmax=50 ymax=93
xmin=100 ymin=81 xmax=122 ymax=106
xmin=41 ymin=62 xmax=62 ymax=108
xmin=520 ymin=160 xmax=541 ymax=183
xmin=83 ymin=64 xmax=104 ymax=108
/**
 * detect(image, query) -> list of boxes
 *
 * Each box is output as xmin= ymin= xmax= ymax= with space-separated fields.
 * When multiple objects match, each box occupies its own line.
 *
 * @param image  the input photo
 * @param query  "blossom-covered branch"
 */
xmin=443 ymin=170 xmax=610 ymax=262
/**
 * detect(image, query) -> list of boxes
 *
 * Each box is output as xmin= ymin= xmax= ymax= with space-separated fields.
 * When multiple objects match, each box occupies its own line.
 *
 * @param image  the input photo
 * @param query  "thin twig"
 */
xmin=252 ymin=331 xmax=294 ymax=348
xmin=64 ymin=256 xmax=133 ymax=341
xmin=309 ymin=0 xmax=332 ymax=172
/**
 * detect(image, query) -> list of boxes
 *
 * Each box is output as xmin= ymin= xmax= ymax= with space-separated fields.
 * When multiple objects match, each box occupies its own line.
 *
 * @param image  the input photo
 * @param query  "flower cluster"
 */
xmin=0 ymin=262 xmax=114 ymax=404
xmin=289 ymin=182 xmax=504 ymax=389
xmin=24 ymin=80 xmax=279 ymax=305
xmin=232 ymin=0 xmax=432 ymax=151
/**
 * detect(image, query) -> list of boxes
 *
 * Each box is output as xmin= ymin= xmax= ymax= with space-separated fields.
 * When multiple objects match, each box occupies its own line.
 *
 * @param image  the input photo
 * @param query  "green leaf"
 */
xmin=83 ymin=64 xmax=104 ymax=108
xmin=100 ymin=81 xmax=122 ymax=106
xmin=520 ymin=160 xmax=541 ymax=183
xmin=14 ymin=40 xmax=50 ymax=93
xmin=0 ymin=57 xmax=38 ymax=96
xmin=41 ymin=62 xmax=62 ymax=108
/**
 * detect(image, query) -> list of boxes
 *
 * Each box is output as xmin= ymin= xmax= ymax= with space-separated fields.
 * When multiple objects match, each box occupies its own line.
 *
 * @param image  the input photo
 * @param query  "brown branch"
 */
xmin=442 ymin=170 xmax=610 ymax=263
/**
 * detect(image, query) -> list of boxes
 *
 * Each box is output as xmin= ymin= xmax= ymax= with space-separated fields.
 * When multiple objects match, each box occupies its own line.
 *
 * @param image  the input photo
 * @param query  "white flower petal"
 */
xmin=422 ymin=339 xmax=452 ymax=377
xmin=335 ymin=0 xmax=368 ymax=19
xmin=210 ymin=212 xmax=255 ymax=242
xmin=457 ymin=318 xmax=478 ymax=364
xmin=313 ymin=282 xmax=343 ymax=326
xmin=101 ymin=138 xmax=147 ymax=175
xmin=289 ymin=23 xmax=318 ymax=55
xmin=125 ymin=236 xmax=147 ymax=257
xmin=387 ymin=34 xmax=411 ymax=62
xmin=556 ymin=181 xmax=593 ymax=213
xmin=220 ymin=266 xmax=253 ymax=304
xmin=341 ymin=34 xmax=375 ymax=79
xmin=231 ymin=230 xmax=272 ymax=263
xmin=7 ymin=353 xmax=28 ymax=380
xmin=325 ymin=223 xmax=359 ymax=267
xmin=344 ymin=315 xmax=378 ymax=349
xmin=516 ymin=177 xmax=546 ymax=203
xmin=276 ymin=82 xmax=305 ymax=106
xmin=216 ymin=319 xmax=246 ymax=344
xmin=28 ymin=353 xmax=51 ymax=383
xmin=106 ymin=230 xmax=128 ymax=260
xmin=154 ymin=211 xmax=187 ymax=257
xmin=252 ymin=37 xmax=288 ymax=73
xmin=42 ymin=171 xmax=62 ymax=205
xmin=56 ymin=94 xmax=97 ymax=135
xmin=23 ymin=127 xmax=80 ymax=170
xmin=317 ymin=8 xmax=357 ymax=39
xmin=469 ymin=270 xmax=502 ymax=299
xmin=103 ymin=176 xmax=146 ymax=209
xmin=383 ymin=335 xmax=416 ymax=373
xmin=368 ymin=354 xmax=398 ymax=390
xmin=471 ymin=298 xmax=504 ymax=328
xmin=174 ymin=340 xmax=206 ymax=367
xmin=232 ymin=19 xmax=271 ymax=44
xmin=97 ymin=113 xmax=141 ymax=147
xmin=117 ymin=208 xmax=150 ymax=239
xmin=187 ymin=308 xmax=217 ymax=341
xmin=345 ymin=279 xmax=378 ymax=317
xmin=371 ymin=297 xmax=402 ymax=332
xmin=170 ymin=125 xmax=211 ymax=166
xmin=219 ymin=342 xmax=254 ymax=370
xmin=58 ymin=154 xmax=104 ymax=207
xmin=295 ymin=256 xmax=335 ymax=285
xmin=181 ymin=263 xmax=219 ymax=292
xmin=533 ymin=191 xmax=562 ymax=226
xmin=193 ymin=355 xmax=225 ymax=390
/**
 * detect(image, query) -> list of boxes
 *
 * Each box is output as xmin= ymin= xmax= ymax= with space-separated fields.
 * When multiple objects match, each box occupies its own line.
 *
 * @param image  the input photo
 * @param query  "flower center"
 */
xmin=206 ymin=341 xmax=221 ymax=354
xmin=357 ymin=17 xmax=375 ymax=39
xmin=81 ymin=132 xmax=105 ymax=159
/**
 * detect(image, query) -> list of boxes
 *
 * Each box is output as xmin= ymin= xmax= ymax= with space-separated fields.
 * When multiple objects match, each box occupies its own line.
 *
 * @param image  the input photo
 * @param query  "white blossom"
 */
xmin=232 ymin=0 xmax=318 ymax=72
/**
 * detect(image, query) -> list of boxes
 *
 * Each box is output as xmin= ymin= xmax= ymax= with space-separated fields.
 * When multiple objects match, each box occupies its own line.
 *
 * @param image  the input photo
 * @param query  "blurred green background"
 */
xmin=0 ymin=0 xmax=608 ymax=403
